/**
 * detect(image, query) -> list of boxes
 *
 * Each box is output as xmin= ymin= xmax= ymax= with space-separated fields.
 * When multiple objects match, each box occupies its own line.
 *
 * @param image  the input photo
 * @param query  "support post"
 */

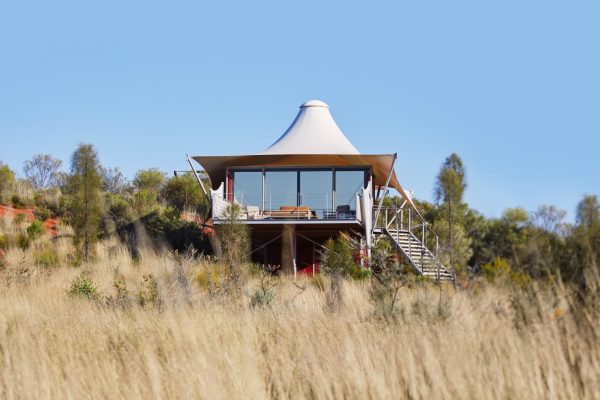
xmin=186 ymin=155 xmax=208 ymax=198
xmin=395 ymin=205 xmax=399 ymax=242
xmin=372 ymin=153 xmax=397 ymax=236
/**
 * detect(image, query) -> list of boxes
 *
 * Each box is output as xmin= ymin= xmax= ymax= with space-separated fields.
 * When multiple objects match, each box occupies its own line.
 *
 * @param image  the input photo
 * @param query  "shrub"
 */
xmin=161 ymin=174 xmax=208 ymax=214
xmin=110 ymin=272 xmax=131 ymax=309
xmin=196 ymin=265 xmax=222 ymax=290
xmin=13 ymin=213 xmax=27 ymax=226
xmin=27 ymin=220 xmax=45 ymax=240
xmin=138 ymin=274 xmax=160 ymax=308
xmin=68 ymin=273 xmax=100 ymax=300
xmin=0 ymin=234 xmax=9 ymax=251
xmin=482 ymin=257 xmax=532 ymax=288
xmin=250 ymin=267 xmax=278 ymax=309
xmin=11 ymin=194 xmax=32 ymax=209
xmin=320 ymin=233 xmax=361 ymax=278
xmin=482 ymin=257 xmax=512 ymax=281
xmin=33 ymin=205 xmax=52 ymax=221
xmin=16 ymin=233 xmax=30 ymax=250
xmin=33 ymin=247 xmax=59 ymax=268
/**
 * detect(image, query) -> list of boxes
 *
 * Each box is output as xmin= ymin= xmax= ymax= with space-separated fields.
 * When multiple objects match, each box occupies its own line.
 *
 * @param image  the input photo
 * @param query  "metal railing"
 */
xmin=212 ymin=192 xmax=361 ymax=221
xmin=373 ymin=205 xmax=455 ymax=282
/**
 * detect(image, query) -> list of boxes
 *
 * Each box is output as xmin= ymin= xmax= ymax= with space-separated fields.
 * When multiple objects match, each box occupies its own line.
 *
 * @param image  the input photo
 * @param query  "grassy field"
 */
xmin=0 ymin=235 xmax=599 ymax=399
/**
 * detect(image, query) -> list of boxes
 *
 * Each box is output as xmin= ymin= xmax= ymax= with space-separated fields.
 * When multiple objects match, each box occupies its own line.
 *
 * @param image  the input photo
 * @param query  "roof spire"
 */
xmin=260 ymin=99 xmax=360 ymax=155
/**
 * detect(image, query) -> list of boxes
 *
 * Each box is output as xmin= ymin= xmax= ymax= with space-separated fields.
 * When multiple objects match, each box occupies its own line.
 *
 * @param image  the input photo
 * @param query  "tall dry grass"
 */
xmin=0 ymin=234 xmax=599 ymax=399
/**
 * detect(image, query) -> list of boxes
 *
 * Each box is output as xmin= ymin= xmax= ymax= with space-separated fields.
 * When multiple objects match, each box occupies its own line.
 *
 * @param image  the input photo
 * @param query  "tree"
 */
xmin=23 ymin=154 xmax=63 ymax=189
xmin=132 ymin=168 xmax=166 ymax=216
xmin=101 ymin=166 xmax=130 ymax=194
xmin=532 ymin=205 xmax=567 ymax=235
xmin=161 ymin=174 xmax=209 ymax=214
xmin=576 ymin=195 xmax=600 ymax=228
xmin=0 ymin=162 xmax=16 ymax=201
xmin=433 ymin=153 xmax=471 ymax=274
xmin=66 ymin=144 xmax=104 ymax=260
xmin=133 ymin=168 xmax=166 ymax=192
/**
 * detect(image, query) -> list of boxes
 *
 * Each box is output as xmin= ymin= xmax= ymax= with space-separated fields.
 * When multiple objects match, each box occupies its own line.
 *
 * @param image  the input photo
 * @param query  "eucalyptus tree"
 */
xmin=66 ymin=144 xmax=104 ymax=260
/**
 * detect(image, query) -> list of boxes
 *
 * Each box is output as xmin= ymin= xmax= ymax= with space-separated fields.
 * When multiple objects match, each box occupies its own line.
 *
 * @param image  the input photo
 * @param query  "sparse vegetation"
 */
xmin=0 ymin=238 xmax=598 ymax=399
xmin=67 ymin=273 xmax=100 ymax=300
xmin=0 ymin=148 xmax=598 ymax=399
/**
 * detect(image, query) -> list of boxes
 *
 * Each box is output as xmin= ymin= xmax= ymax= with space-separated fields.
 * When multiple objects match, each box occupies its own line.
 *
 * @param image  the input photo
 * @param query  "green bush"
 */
xmin=321 ymin=233 xmax=363 ymax=278
xmin=33 ymin=247 xmax=59 ymax=268
xmin=0 ymin=234 xmax=9 ymax=251
xmin=34 ymin=205 xmax=52 ymax=221
xmin=13 ymin=213 xmax=27 ymax=226
xmin=11 ymin=194 xmax=32 ymax=209
xmin=27 ymin=220 xmax=45 ymax=240
xmin=68 ymin=273 xmax=100 ymax=300
xmin=16 ymin=233 xmax=30 ymax=250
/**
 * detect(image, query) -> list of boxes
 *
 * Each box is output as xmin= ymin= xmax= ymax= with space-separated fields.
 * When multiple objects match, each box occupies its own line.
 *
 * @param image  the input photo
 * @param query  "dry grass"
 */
xmin=0 ymin=236 xmax=599 ymax=399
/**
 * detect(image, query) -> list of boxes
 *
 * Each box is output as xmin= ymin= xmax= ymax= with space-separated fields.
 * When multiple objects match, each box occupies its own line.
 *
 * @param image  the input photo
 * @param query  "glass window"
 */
xmin=335 ymin=169 xmax=365 ymax=211
xmin=232 ymin=170 xmax=262 ymax=207
xmin=300 ymin=170 xmax=333 ymax=217
xmin=265 ymin=170 xmax=297 ymax=210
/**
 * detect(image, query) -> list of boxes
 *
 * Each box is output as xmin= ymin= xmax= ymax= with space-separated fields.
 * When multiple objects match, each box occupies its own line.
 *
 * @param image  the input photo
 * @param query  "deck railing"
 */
xmin=212 ymin=192 xmax=362 ymax=222
xmin=373 ymin=205 xmax=441 ymax=258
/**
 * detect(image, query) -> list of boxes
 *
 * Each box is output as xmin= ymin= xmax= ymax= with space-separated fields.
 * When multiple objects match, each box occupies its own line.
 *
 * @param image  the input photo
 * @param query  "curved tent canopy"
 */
xmin=192 ymin=100 xmax=415 ymax=207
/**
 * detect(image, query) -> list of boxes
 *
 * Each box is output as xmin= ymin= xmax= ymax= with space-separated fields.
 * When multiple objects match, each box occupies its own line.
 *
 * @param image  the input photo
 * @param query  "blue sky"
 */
xmin=1 ymin=1 xmax=598 ymax=220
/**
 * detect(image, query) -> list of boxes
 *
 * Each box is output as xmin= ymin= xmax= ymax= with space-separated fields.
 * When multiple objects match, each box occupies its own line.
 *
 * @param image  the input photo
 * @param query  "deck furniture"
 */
xmin=268 ymin=206 xmax=313 ymax=219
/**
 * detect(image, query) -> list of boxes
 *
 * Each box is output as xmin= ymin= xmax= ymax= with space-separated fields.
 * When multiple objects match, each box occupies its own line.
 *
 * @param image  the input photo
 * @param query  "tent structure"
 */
xmin=193 ymin=100 xmax=415 ymax=208
xmin=189 ymin=99 xmax=453 ymax=282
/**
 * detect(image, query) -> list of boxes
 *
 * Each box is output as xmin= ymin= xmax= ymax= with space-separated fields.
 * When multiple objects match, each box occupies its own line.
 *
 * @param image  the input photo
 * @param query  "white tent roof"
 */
xmin=192 ymin=99 xmax=416 ymax=209
xmin=261 ymin=100 xmax=360 ymax=155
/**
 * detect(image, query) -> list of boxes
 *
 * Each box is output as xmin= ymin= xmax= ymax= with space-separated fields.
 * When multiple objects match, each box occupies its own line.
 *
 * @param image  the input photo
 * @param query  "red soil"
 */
xmin=0 ymin=204 xmax=58 ymax=235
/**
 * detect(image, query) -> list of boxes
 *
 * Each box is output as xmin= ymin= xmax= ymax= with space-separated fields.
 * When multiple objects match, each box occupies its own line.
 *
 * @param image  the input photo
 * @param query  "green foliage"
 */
xmin=434 ymin=153 xmax=466 ymax=206
xmin=133 ymin=168 xmax=166 ymax=192
xmin=16 ymin=233 xmax=30 ymax=250
xmin=433 ymin=153 xmax=470 ymax=274
xmin=110 ymin=272 xmax=131 ymax=309
xmin=13 ymin=213 xmax=27 ymax=226
xmin=320 ymin=233 xmax=360 ymax=278
xmin=33 ymin=205 xmax=52 ymax=221
xmin=576 ymin=195 xmax=599 ymax=228
xmin=482 ymin=257 xmax=532 ymax=288
xmin=138 ymin=274 xmax=160 ymax=308
xmin=133 ymin=207 xmax=211 ymax=254
xmin=11 ymin=194 xmax=32 ymax=209
xmin=0 ymin=162 xmax=16 ymax=202
xmin=369 ymin=238 xmax=413 ymax=320
xmin=161 ymin=174 xmax=208 ymax=214
xmin=33 ymin=247 xmax=60 ymax=268
xmin=68 ymin=273 xmax=100 ymax=300
xmin=104 ymin=192 xmax=133 ymax=229
xmin=26 ymin=220 xmax=45 ymax=240
xmin=196 ymin=265 xmax=222 ymax=290
xmin=217 ymin=203 xmax=250 ymax=266
xmin=0 ymin=234 xmax=9 ymax=251
xmin=65 ymin=144 xmax=104 ymax=260
xmin=481 ymin=257 xmax=512 ymax=281
xmin=250 ymin=269 xmax=278 ymax=309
